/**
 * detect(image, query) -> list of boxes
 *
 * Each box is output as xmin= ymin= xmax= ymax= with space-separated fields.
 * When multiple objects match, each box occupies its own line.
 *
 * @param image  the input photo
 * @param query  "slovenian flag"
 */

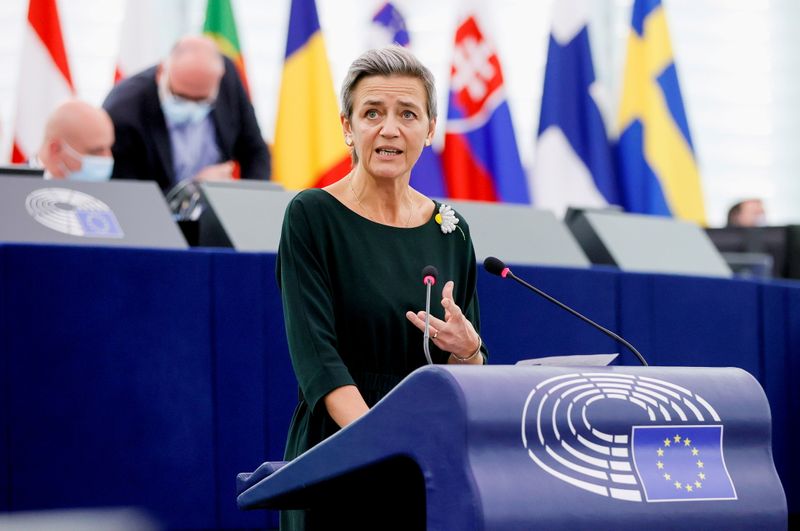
xmin=272 ymin=0 xmax=350 ymax=189
xmin=369 ymin=2 xmax=445 ymax=197
xmin=617 ymin=0 xmax=706 ymax=225
xmin=442 ymin=15 xmax=529 ymax=203
xmin=532 ymin=0 xmax=620 ymax=217
xmin=369 ymin=2 xmax=410 ymax=47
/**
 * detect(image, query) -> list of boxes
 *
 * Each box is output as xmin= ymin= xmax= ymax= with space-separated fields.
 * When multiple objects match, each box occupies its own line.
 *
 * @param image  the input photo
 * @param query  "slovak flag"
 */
xmin=369 ymin=2 xmax=445 ymax=197
xmin=442 ymin=14 xmax=529 ymax=204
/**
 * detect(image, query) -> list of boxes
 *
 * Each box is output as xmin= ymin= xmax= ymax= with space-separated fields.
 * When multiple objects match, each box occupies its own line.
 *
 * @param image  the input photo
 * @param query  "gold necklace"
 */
xmin=349 ymin=175 xmax=416 ymax=227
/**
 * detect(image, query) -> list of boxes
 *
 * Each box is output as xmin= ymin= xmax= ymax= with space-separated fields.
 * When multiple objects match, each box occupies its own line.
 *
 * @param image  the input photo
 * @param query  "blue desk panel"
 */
xmin=1 ymin=244 xmax=797 ymax=527
xmin=1 ymin=245 xmax=216 ymax=528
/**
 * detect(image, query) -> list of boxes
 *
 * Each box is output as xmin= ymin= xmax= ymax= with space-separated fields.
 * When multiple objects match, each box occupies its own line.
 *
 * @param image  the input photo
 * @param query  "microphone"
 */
xmin=421 ymin=265 xmax=438 ymax=365
xmin=483 ymin=257 xmax=648 ymax=366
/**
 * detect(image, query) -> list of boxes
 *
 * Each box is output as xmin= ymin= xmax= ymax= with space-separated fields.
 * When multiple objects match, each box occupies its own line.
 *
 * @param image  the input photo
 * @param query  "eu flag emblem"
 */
xmin=632 ymin=425 xmax=737 ymax=502
xmin=76 ymin=210 xmax=124 ymax=238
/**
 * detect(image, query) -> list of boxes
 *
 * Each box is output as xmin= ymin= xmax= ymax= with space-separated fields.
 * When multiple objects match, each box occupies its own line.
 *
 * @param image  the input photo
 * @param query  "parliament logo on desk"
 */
xmin=26 ymin=188 xmax=124 ymax=238
xmin=521 ymin=373 xmax=737 ymax=503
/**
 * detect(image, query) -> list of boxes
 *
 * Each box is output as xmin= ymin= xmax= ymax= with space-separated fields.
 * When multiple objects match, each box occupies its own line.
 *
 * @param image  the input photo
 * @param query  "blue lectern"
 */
xmin=237 ymin=365 xmax=786 ymax=530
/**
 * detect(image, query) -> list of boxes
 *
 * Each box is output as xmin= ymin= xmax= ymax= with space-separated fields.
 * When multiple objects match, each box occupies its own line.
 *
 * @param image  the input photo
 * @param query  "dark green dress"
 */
xmin=277 ymin=189 xmax=486 ymax=529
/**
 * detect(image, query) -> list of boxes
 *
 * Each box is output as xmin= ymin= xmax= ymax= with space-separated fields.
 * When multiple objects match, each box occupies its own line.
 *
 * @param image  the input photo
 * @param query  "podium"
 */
xmin=237 ymin=365 xmax=786 ymax=530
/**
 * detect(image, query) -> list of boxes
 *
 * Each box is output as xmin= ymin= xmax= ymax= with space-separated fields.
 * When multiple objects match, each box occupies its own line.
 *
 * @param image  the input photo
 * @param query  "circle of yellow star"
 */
xmin=654 ymin=432 xmax=710 ymax=495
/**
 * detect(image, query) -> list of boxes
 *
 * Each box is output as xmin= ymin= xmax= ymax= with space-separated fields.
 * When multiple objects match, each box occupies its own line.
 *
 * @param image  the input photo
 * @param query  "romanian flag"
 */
xmin=203 ymin=0 xmax=249 ymax=94
xmin=272 ymin=0 xmax=350 ymax=189
xmin=617 ymin=0 xmax=705 ymax=225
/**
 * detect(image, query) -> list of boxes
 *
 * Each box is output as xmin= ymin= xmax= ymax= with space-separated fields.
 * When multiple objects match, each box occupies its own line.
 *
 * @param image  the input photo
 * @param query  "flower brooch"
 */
xmin=435 ymin=204 xmax=465 ymax=239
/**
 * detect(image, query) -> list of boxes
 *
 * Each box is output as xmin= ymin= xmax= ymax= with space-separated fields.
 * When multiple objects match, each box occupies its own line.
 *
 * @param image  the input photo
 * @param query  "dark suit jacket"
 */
xmin=103 ymin=57 xmax=270 ymax=191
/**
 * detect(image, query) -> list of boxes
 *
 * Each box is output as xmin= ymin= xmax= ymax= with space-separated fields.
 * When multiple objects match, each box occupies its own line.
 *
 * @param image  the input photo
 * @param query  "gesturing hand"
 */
xmin=405 ymin=280 xmax=482 ymax=363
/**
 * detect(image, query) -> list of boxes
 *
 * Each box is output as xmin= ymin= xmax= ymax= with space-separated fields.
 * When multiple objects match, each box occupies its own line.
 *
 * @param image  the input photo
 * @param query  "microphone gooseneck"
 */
xmin=483 ymin=257 xmax=649 ymax=366
xmin=421 ymin=266 xmax=438 ymax=365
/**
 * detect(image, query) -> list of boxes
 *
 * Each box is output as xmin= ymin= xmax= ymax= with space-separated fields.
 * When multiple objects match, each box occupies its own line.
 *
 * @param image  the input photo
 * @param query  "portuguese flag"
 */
xmin=203 ymin=0 xmax=249 ymax=94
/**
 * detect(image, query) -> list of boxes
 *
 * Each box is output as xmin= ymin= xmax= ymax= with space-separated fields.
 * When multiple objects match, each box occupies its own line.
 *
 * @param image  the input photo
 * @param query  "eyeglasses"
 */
xmin=159 ymin=73 xmax=217 ymax=106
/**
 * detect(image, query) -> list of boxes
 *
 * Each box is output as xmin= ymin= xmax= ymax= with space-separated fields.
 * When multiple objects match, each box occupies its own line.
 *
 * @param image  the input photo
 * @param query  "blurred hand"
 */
xmin=193 ymin=161 xmax=235 ymax=182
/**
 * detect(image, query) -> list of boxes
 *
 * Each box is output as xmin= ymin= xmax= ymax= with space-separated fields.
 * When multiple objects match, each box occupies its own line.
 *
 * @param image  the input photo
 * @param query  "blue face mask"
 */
xmin=162 ymin=98 xmax=213 ymax=125
xmin=62 ymin=143 xmax=114 ymax=182
xmin=159 ymin=73 xmax=214 ymax=125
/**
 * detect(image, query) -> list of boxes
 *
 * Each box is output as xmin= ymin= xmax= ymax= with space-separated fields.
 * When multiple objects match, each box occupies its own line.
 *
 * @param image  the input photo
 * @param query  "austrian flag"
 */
xmin=442 ymin=15 xmax=529 ymax=204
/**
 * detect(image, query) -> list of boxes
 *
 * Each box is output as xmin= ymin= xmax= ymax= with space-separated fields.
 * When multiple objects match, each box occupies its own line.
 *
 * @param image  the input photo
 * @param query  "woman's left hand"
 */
xmin=405 ymin=280 xmax=482 ymax=362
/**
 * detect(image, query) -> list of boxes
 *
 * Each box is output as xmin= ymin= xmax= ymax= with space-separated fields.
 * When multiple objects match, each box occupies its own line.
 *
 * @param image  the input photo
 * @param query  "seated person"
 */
xmin=103 ymin=35 xmax=270 ymax=192
xmin=34 ymin=99 xmax=114 ymax=181
xmin=726 ymin=199 xmax=766 ymax=227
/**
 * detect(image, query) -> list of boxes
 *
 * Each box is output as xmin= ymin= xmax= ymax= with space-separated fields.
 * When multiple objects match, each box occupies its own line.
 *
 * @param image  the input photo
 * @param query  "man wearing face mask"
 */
xmin=35 ymin=99 xmax=115 ymax=182
xmin=102 ymin=35 xmax=270 ymax=192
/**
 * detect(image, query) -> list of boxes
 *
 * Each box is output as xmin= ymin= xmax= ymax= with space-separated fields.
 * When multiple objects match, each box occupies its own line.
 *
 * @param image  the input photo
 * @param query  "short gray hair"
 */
xmin=340 ymin=46 xmax=437 ymax=122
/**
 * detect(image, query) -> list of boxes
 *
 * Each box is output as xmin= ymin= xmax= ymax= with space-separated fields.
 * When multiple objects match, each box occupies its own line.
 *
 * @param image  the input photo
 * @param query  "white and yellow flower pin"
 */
xmin=435 ymin=204 xmax=465 ymax=239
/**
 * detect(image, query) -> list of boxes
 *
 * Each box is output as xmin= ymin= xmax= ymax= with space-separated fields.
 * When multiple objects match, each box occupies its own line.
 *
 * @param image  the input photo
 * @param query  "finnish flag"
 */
xmin=532 ymin=0 xmax=620 ymax=217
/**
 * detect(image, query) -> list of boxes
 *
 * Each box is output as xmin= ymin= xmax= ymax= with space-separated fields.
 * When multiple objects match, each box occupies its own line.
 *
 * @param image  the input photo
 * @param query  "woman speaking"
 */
xmin=277 ymin=45 xmax=487 ymax=528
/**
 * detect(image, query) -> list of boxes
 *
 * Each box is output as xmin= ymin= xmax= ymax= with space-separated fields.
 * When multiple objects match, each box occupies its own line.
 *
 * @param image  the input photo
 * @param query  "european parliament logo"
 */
xmin=26 ymin=188 xmax=124 ymax=239
xmin=521 ymin=372 xmax=737 ymax=503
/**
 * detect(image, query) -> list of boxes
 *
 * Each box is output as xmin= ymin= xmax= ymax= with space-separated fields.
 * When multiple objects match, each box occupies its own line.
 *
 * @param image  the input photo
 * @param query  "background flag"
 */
xmin=442 ymin=15 xmax=529 ymax=203
xmin=11 ymin=0 xmax=74 ymax=163
xmin=532 ymin=0 xmax=620 ymax=217
xmin=114 ymin=0 xmax=162 ymax=83
xmin=368 ymin=2 xmax=410 ymax=48
xmin=369 ymin=2 xmax=445 ymax=197
xmin=617 ymin=0 xmax=706 ymax=224
xmin=273 ymin=0 xmax=350 ymax=189
xmin=203 ymin=0 xmax=250 ymax=94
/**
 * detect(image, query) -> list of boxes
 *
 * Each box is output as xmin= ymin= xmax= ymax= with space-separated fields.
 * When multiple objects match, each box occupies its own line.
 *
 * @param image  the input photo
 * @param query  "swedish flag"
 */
xmin=617 ymin=0 xmax=706 ymax=225
xmin=632 ymin=425 xmax=737 ymax=502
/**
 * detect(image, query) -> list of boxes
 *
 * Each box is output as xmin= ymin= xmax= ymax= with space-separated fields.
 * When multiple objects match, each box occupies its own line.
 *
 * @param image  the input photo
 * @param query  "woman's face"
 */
xmin=343 ymin=75 xmax=435 ymax=182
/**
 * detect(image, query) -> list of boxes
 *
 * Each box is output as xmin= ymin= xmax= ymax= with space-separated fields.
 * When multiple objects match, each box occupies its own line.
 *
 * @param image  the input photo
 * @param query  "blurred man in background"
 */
xmin=727 ymin=199 xmax=767 ymax=227
xmin=35 ymin=99 xmax=115 ymax=181
xmin=103 ymin=35 xmax=269 ymax=193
